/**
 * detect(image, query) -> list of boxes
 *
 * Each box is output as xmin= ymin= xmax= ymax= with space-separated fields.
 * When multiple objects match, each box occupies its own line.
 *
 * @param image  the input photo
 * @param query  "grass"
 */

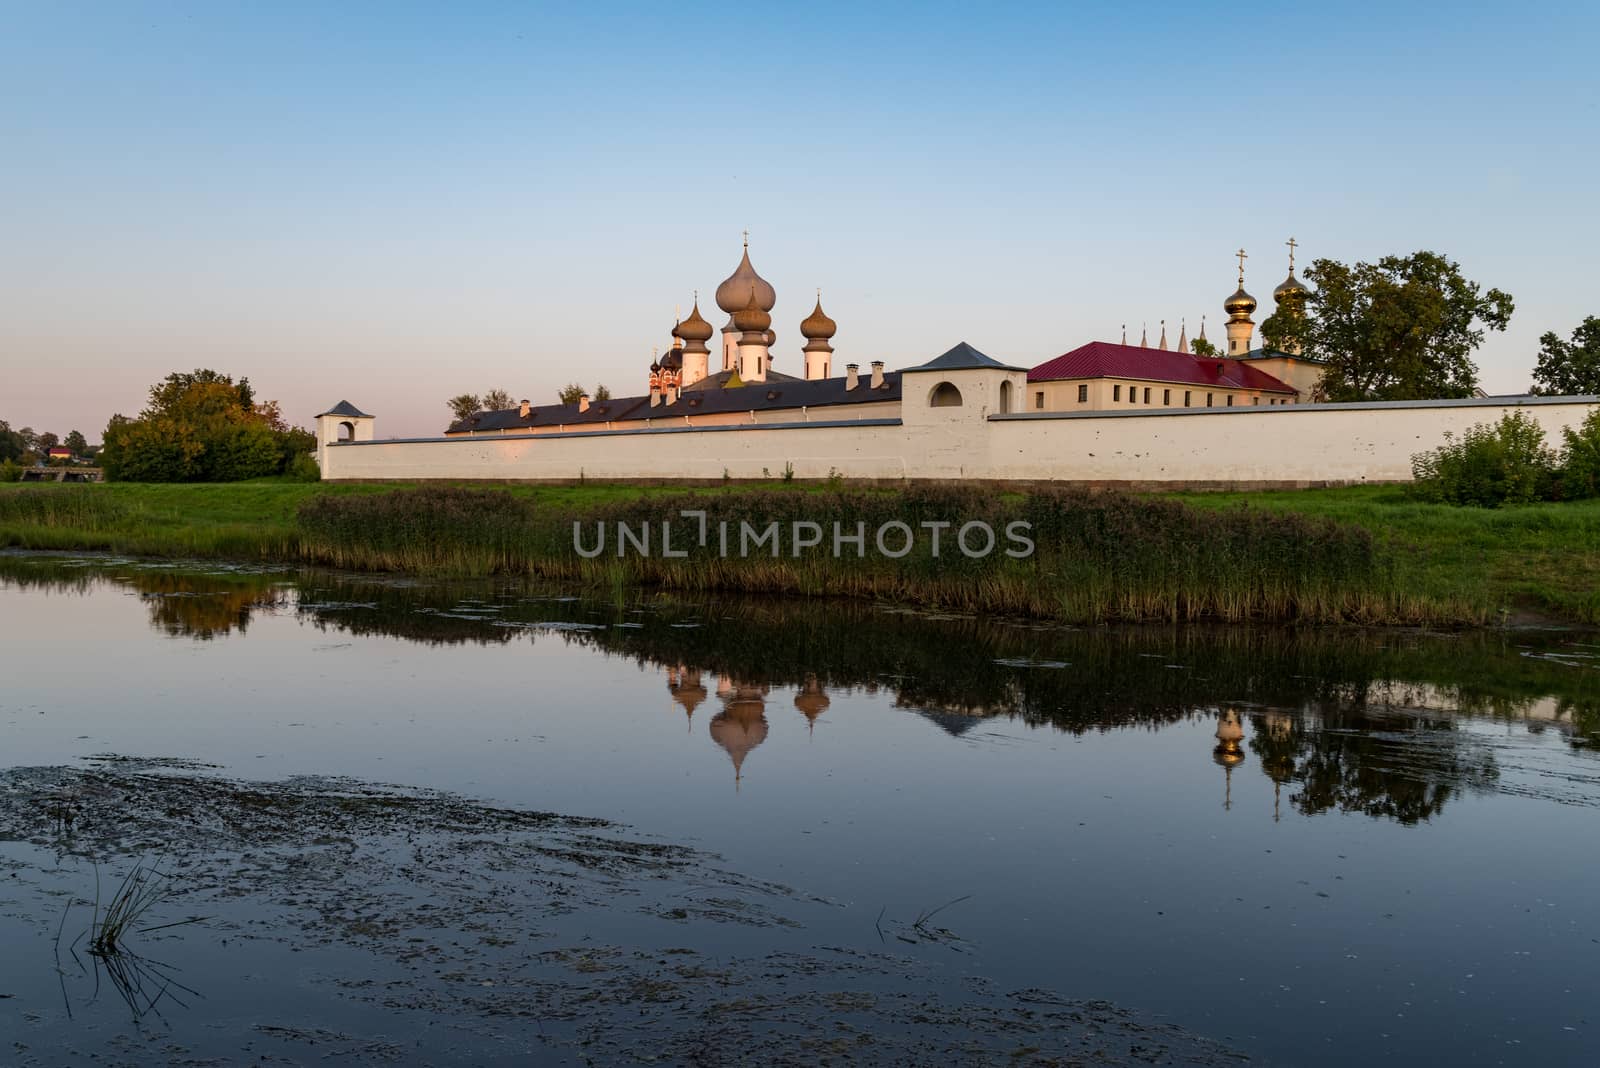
xmin=3 ymin=479 xmax=1599 ymax=625
xmin=1176 ymin=484 xmax=1600 ymax=624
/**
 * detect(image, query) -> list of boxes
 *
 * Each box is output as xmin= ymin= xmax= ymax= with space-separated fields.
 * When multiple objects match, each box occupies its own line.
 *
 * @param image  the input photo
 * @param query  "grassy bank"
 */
xmin=2 ymin=480 xmax=1597 ymax=625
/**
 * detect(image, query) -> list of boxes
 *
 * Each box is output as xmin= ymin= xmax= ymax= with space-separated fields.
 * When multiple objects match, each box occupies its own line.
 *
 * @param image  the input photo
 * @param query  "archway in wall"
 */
xmin=338 ymin=421 xmax=355 ymax=441
xmin=929 ymin=382 xmax=963 ymax=407
xmin=999 ymin=381 xmax=1013 ymax=413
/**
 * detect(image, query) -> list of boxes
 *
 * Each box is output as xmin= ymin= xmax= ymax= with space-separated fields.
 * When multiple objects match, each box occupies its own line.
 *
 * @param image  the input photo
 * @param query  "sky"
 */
xmin=2 ymin=1 xmax=1597 ymax=439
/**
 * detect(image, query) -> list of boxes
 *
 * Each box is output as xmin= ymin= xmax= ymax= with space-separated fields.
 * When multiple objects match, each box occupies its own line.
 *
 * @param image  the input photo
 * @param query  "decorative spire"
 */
xmin=1158 ymin=319 xmax=1168 ymax=350
xmin=1121 ymin=323 xmax=1126 ymax=345
xmin=1199 ymin=315 xmax=1208 ymax=340
xmin=1140 ymin=322 xmax=1147 ymax=347
xmin=1236 ymin=247 xmax=1248 ymax=285
xmin=1176 ymin=318 xmax=1188 ymax=353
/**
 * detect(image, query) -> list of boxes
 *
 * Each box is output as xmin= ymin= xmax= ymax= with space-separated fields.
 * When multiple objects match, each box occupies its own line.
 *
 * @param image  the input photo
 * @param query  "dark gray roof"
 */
xmin=317 ymin=400 xmax=372 ymax=418
xmin=900 ymin=341 xmax=1027 ymax=373
xmin=446 ymin=373 xmax=900 ymax=434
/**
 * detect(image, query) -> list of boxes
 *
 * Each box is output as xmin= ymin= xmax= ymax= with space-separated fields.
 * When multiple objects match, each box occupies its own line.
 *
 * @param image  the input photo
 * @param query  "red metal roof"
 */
xmin=1028 ymin=341 xmax=1296 ymax=393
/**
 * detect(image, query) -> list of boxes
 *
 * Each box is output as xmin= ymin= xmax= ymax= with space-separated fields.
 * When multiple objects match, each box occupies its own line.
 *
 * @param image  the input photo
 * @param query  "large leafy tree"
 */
xmin=64 ymin=430 xmax=88 ymax=455
xmin=447 ymin=394 xmax=481 ymax=424
xmin=100 ymin=369 xmax=304 ymax=482
xmin=557 ymin=383 xmax=586 ymax=404
xmin=1265 ymin=251 xmax=1512 ymax=401
xmin=481 ymin=388 xmax=514 ymax=411
xmin=0 ymin=420 xmax=25 ymax=463
xmin=1530 ymin=316 xmax=1600 ymax=396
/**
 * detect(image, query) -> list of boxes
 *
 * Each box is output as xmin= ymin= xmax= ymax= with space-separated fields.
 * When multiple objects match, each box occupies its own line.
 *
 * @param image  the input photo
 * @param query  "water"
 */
xmin=1 ymin=551 xmax=1597 ymax=1065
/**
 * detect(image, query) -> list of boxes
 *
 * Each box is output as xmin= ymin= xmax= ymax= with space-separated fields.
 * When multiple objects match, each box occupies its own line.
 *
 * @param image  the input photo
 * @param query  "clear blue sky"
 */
xmin=3 ymin=1 xmax=1596 ymax=437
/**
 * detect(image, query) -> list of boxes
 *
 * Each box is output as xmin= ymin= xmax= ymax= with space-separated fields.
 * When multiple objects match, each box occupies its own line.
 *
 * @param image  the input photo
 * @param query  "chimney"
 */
xmin=578 ymin=393 xmax=590 ymax=413
xmin=845 ymin=363 xmax=859 ymax=391
xmin=870 ymin=361 xmax=884 ymax=389
xmin=518 ymin=399 xmax=531 ymax=418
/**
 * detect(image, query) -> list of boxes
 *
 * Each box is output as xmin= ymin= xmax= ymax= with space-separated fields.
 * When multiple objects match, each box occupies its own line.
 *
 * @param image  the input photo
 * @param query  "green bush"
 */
xmin=1560 ymin=409 xmax=1600 ymax=500
xmin=0 ymin=459 xmax=21 ymax=483
xmin=1410 ymin=411 xmax=1558 ymax=507
xmin=285 ymin=453 xmax=322 ymax=482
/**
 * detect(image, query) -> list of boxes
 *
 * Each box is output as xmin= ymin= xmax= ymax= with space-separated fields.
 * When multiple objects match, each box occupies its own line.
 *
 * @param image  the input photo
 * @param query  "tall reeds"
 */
xmin=295 ymin=485 xmax=1416 ymax=624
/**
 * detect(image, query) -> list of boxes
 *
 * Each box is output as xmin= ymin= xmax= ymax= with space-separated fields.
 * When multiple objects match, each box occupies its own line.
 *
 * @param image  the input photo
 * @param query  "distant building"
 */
xmin=46 ymin=447 xmax=74 ymax=461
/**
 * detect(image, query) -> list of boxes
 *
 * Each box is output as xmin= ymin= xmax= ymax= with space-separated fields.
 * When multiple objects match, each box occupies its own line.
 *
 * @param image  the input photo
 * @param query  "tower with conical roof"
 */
xmin=677 ymin=296 xmax=714 ymax=388
xmin=1224 ymin=248 xmax=1258 ymax=357
xmin=800 ymin=291 xmax=836 ymax=381
xmin=1176 ymin=318 xmax=1188 ymax=354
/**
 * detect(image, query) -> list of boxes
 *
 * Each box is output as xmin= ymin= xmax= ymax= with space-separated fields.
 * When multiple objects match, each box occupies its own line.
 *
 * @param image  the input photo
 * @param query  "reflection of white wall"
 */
xmin=321 ymin=395 xmax=1599 ymax=486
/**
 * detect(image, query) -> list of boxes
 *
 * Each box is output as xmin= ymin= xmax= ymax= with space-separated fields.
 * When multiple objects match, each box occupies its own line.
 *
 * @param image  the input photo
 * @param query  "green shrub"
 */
xmin=1558 ymin=409 xmax=1600 ymax=500
xmin=285 ymin=453 xmax=322 ymax=483
xmin=0 ymin=459 xmax=21 ymax=483
xmin=1410 ymin=411 xmax=1558 ymax=507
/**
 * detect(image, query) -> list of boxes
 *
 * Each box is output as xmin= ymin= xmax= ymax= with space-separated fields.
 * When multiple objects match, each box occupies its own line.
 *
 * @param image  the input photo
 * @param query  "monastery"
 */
xmin=315 ymin=241 xmax=1599 ymax=487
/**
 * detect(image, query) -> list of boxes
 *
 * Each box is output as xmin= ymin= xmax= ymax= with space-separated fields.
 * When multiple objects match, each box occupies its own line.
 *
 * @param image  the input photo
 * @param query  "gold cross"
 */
xmin=1286 ymin=236 xmax=1298 ymax=273
xmin=1236 ymin=248 xmax=1248 ymax=283
xmin=742 ymin=229 xmax=749 ymax=248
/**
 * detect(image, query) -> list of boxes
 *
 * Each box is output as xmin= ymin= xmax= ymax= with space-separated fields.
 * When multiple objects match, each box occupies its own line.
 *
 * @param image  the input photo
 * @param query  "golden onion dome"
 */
xmin=714 ymin=243 xmax=776 ymax=315
xmin=1273 ymin=272 xmax=1310 ymax=303
xmin=800 ymin=297 xmax=837 ymax=341
xmin=732 ymin=285 xmax=772 ymax=334
xmin=1224 ymin=285 xmax=1257 ymax=320
xmin=677 ymin=300 xmax=715 ymax=344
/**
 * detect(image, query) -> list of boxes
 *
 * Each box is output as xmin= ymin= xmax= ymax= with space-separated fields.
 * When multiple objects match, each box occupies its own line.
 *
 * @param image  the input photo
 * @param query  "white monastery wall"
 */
xmin=322 ymin=391 xmax=1599 ymax=486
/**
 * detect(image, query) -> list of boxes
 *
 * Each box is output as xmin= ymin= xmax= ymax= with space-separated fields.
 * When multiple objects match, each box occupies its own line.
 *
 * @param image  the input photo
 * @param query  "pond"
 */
xmin=1 ymin=551 xmax=1596 ymax=1065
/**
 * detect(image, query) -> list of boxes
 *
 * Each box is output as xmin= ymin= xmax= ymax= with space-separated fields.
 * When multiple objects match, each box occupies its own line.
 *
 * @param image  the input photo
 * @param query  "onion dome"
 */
xmin=677 ymin=300 xmax=714 ymax=344
xmin=800 ymin=296 xmax=837 ymax=342
xmin=732 ymin=284 xmax=771 ymax=334
xmin=714 ymin=240 xmax=776 ymax=314
xmin=660 ymin=345 xmax=682 ymax=371
xmin=1224 ymin=285 xmax=1257 ymax=321
xmin=1273 ymin=272 xmax=1310 ymax=304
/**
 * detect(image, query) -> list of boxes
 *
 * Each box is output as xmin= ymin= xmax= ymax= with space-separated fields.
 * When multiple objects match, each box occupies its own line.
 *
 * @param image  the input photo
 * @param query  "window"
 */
xmin=1252 ymin=396 xmax=1260 ymax=405
xmin=1113 ymin=385 xmax=1121 ymax=401
xmin=1144 ymin=388 xmax=1152 ymax=403
xmin=1184 ymin=391 xmax=1191 ymax=407
xmin=1036 ymin=391 xmax=1046 ymax=409
xmin=1076 ymin=384 xmax=1088 ymax=403
xmin=1129 ymin=388 xmax=1137 ymax=404
xmin=1163 ymin=389 xmax=1171 ymax=405
xmin=999 ymin=380 xmax=1014 ymax=413
xmin=1227 ymin=395 xmax=1234 ymax=407
xmin=929 ymin=381 xmax=963 ymax=407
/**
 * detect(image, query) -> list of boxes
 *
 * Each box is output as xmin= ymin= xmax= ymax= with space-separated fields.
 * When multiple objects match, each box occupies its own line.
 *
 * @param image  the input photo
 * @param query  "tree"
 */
xmin=1530 ymin=316 xmax=1600 ymax=396
xmin=99 ymin=370 xmax=304 ymax=482
xmin=557 ymin=382 xmax=587 ymax=405
xmin=1268 ymin=251 xmax=1512 ymax=402
xmin=481 ymin=389 xmax=514 ymax=412
xmin=0 ymin=420 xmax=25 ymax=463
xmin=1191 ymin=337 xmax=1219 ymax=359
xmin=447 ymin=394 xmax=481 ymax=424
xmin=37 ymin=431 xmax=59 ymax=453
xmin=64 ymin=430 xmax=88 ymax=456
xmin=593 ymin=384 xmax=612 ymax=402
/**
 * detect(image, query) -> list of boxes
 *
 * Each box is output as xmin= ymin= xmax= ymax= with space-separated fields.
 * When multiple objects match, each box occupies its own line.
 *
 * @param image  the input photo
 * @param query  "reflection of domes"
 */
xmin=677 ymin=300 xmax=714 ymax=344
xmin=1213 ymin=747 xmax=1246 ymax=768
xmin=1224 ymin=286 xmax=1257 ymax=320
xmin=715 ymin=245 xmax=776 ymax=315
xmin=800 ymin=297 xmax=837 ymax=342
xmin=794 ymin=676 xmax=831 ymax=729
xmin=710 ymin=685 xmax=769 ymax=781
xmin=1213 ymin=709 xmax=1245 ymax=767
xmin=669 ymin=668 xmax=707 ymax=718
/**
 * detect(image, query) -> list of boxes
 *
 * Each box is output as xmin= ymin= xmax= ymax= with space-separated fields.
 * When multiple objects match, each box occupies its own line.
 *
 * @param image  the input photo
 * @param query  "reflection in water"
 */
xmin=3 ymin=551 xmax=1596 ymax=822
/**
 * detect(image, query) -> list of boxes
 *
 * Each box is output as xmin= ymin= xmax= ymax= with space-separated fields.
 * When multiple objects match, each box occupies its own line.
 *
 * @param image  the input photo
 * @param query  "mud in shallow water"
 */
xmin=0 ymin=759 xmax=1247 ymax=1066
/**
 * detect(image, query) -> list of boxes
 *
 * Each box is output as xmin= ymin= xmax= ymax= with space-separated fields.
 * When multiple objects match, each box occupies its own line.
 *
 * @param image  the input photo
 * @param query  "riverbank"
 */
xmin=1 ymin=481 xmax=1597 ymax=624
